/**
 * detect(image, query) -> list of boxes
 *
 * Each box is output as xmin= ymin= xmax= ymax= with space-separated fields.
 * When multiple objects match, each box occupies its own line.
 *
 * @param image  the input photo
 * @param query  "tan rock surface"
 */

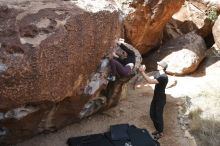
xmin=165 ymin=0 xmax=214 ymax=40
xmin=201 ymin=0 xmax=220 ymax=7
xmin=0 ymin=0 xmax=126 ymax=144
xmin=143 ymin=32 xmax=207 ymax=75
xmin=213 ymin=15 xmax=220 ymax=49
xmin=124 ymin=0 xmax=184 ymax=54
xmin=0 ymin=0 xmax=121 ymax=109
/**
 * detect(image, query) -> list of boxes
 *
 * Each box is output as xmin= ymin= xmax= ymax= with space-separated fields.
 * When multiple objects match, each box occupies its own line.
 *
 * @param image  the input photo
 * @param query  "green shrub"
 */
xmin=206 ymin=7 xmax=218 ymax=22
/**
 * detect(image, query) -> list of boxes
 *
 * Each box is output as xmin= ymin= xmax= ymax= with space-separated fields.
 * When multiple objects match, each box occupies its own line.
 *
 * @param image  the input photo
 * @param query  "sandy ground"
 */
xmin=17 ymin=83 xmax=189 ymax=146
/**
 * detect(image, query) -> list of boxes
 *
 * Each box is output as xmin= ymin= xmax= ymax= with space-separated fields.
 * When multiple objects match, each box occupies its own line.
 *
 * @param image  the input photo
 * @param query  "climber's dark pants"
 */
xmin=109 ymin=59 xmax=131 ymax=77
xmin=150 ymin=97 xmax=166 ymax=133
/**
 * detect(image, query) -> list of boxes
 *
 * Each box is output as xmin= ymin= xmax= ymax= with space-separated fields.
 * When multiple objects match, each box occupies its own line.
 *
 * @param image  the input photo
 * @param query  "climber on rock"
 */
xmin=107 ymin=39 xmax=136 ymax=81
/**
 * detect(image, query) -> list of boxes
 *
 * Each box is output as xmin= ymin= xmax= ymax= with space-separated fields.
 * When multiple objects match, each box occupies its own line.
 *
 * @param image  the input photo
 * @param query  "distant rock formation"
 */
xmin=164 ymin=0 xmax=214 ymax=41
xmin=201 ymin=0 xmax=220 ymax=7
xmin=123 ymin=0 xmax=185 ymax=54
xmin=213 ymin=15 xmax=220 ymax=49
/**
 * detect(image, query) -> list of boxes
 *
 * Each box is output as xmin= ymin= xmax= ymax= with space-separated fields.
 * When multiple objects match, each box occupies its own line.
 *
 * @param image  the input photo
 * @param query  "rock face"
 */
xmin=0 ymin=0 xmax=122 ymax=110
xmin=123 ymin=0 xmax=184 ymax=54
xmin=213 ymin=15 xmax=220 ymax=49
xmin=143 ymin=32 xmax=207 ymax=75
xmin=79 ymin=42 xmax=142 ymax=118
xmin=201 ymin=0 xmax=220 ymax=7
xmin=164 ymin=32 xmax=207 ymax=75
xmin=0 ymin=0 xmax=142 ymax=145
xmin=164 ymin=0 xmax=214 ymax=41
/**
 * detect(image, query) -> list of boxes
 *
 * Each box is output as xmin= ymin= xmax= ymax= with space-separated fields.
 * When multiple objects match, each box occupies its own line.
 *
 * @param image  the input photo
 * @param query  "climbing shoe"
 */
xmin=107 ymin=75 xmax=116 ymax=81
xmin=0 ymin=127 xmax=7 ymax=136
xmin=153 ymin=132 xmax=164 ymax=140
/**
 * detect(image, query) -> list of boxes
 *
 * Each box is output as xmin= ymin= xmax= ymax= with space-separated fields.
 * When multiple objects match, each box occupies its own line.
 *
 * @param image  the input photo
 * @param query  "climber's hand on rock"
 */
xmin=139 ymin=65 xmax=146 ymax=72
xmin=112 ymin=51 xmax=119 ymax=58
xmin=116 ymin=38 xmax=124 ymax=46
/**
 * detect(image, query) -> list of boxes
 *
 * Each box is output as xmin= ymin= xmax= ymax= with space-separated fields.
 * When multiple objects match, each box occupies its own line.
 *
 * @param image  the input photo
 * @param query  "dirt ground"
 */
xmin=17 ymin=82 xmax=189 ymax=146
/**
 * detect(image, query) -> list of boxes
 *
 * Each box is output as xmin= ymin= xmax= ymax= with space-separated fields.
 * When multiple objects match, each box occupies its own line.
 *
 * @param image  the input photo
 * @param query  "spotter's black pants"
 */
xmin=150 ymin=97 xmax=166 ymax=133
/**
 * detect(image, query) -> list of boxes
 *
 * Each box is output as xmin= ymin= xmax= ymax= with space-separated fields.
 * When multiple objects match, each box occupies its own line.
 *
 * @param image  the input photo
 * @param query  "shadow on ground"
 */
xmin=17 ymin=82 xmax=189 ymax=146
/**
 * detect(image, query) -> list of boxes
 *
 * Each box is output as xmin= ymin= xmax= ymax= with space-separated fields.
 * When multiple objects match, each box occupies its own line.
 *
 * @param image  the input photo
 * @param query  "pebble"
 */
xmin=184 ymin=119 xmax=190 ymax=125
xmin=179 ymin=118 xmax=184 ymax=124
xmin=178 ymin=106 xmax=183 ymax=110
xmin=119 ymin=108 xmax=124 ymax=112
xmin=176 ymin=101 xmax=185 ymax=106
xmin=181 ymin=126 xmax=186 ymax=130
xmin=177 ymin=114 xmax=182 ymax=119
xmin=184 ymin=130 xmax=193 ymax=139
xmin=189 ymin=137 xmax=197 ymax=146
xmin=178 ymin=108 xmax=183 ymax=114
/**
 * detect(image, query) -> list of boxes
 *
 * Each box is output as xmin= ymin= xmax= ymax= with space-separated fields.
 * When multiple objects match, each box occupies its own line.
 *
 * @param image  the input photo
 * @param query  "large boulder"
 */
xmin=213 ymin=15 xmax=220 ymax=49
xmin=201 ymin=0 xmax=220 ymax=7
xmin=164 ymin=0 xmax=214 ymax=41
xmin=123 ymin=0 xmax=184 ymax=54
xmin=0 ymin=0 xmax=142 ymax=145
xmin=0 ymin=0 xmax=122 ymax=110
xmin=143 ymin=32 xmax=207 ymax=75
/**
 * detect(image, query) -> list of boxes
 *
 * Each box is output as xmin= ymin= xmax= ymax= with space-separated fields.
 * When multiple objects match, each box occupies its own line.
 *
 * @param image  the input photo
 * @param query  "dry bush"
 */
xmin=189 ymin=108 xmax=220 ymax=146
